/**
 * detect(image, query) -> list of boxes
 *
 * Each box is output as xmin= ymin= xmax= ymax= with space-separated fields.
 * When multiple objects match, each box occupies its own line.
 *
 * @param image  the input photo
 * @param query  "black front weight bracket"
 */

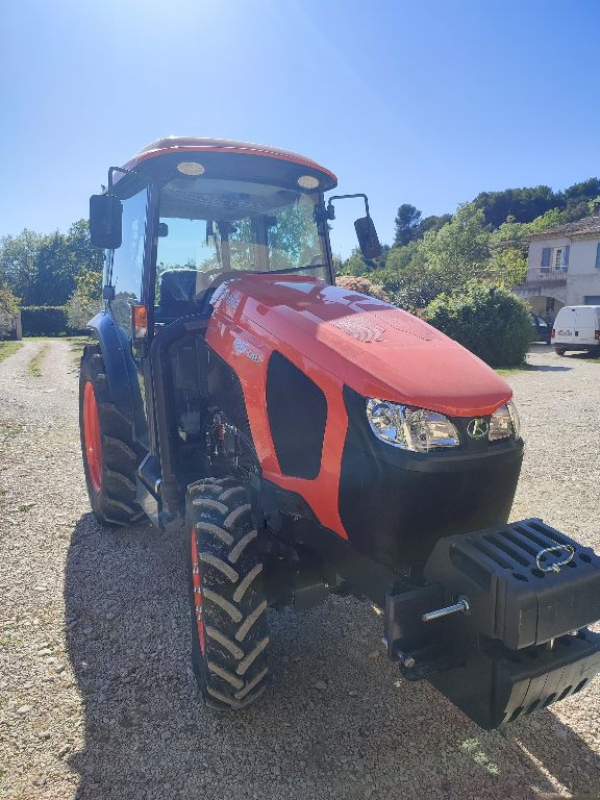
xmin=383 ymin=518 xmax=600 ymax=728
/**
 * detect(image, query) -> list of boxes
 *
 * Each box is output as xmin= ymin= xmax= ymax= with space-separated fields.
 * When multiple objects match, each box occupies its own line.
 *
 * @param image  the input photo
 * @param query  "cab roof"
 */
xmin=119 ymin=136 xmax=337 ymax=190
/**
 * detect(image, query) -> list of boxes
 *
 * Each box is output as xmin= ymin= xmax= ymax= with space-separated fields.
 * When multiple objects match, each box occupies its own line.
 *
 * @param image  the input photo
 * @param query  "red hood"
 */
xmin=210 ymin=275 xmax=512 ymax=417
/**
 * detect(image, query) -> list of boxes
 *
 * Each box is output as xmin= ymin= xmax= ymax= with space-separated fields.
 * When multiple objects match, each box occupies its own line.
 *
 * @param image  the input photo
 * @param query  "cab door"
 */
xmin=104 ymin=186 xmax=151 ymax=447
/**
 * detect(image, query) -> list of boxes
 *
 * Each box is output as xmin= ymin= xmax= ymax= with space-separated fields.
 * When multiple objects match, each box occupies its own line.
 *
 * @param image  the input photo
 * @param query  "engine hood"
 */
xmin=210 ymin=275 xmax=512 ymax=417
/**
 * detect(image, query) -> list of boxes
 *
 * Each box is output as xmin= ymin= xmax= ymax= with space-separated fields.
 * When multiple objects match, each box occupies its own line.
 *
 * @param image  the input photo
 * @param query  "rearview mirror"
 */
xmin=355 ymin=216 xmax=382 ymax=260
xmin=90 ymin=194 xmax=123 ymax=249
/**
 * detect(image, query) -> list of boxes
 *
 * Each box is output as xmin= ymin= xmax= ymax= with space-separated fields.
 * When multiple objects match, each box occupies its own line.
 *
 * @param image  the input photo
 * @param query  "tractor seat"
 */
xmin=157 ymin=269 xmax=211 ymax=321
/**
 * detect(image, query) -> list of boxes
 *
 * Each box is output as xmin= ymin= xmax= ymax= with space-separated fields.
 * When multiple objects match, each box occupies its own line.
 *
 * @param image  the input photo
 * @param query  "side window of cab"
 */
xmin=107 ymin=188 xmax=149 ymax=337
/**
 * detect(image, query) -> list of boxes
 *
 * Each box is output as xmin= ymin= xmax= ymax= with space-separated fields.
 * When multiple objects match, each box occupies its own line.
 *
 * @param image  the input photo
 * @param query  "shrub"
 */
xmin=335 ymin=275 xmax=390 ymax=302
xmin=21 ymin=306 xmax=69 ymax=336
xmin=422 ymin=284 xmax=532 ymax=367
xmin=0 ymin=285 xmax=19 ymax=338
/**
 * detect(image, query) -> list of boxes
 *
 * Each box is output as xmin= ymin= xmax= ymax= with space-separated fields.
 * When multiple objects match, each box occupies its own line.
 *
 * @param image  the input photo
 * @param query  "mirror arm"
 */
xmin=108 ymin=165 xmax=141 ymax=194
xmin=326 ymin=193 xmax=371 ymax=221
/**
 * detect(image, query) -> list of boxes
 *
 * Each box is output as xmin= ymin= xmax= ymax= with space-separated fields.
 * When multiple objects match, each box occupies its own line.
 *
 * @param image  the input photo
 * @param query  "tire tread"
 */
xmin=186 ymin=478 xmax=269 ymax=710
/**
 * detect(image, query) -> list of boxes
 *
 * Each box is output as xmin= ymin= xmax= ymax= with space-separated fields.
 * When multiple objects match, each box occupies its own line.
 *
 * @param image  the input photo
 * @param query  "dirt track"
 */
xmin=1 ymin=340 xmax=600 ymax=800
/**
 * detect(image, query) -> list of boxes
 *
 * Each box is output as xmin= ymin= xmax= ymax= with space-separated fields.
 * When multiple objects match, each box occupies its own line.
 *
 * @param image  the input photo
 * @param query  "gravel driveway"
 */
xmin=1 ymin=340 xmax=600 ymax=800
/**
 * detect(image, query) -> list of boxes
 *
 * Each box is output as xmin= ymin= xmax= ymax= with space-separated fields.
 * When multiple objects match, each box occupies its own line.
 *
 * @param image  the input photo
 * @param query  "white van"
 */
xmin=552 ymin=305 xmax=600 ymax=355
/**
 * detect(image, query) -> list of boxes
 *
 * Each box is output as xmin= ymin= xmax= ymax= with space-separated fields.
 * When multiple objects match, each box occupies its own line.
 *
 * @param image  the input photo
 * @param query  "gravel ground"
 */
xmin=1 ymin=340 xmax=600 ymax=800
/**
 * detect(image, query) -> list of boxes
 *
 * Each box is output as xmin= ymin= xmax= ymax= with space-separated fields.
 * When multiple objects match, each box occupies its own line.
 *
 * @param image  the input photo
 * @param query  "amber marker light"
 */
xmin=132 ymin=304 xmax=149 ymax=340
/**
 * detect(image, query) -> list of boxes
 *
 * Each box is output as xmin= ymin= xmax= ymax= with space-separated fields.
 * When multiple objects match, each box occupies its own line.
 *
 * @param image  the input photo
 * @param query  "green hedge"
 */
xmin=422 ymin=284 xmax=532 ymax=367
xmin=21 ymin=306 xmax=69 ymax=336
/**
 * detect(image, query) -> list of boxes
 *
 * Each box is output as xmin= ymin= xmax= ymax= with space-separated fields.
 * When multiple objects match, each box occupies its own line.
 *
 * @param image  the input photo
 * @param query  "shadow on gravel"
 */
xmin=529 ymin=365 xmax=572 ymax=372
xmin=566 ymin=352 xmax=600 ymax=361
xmin=64 ymin=513 xmax=600 ymax=800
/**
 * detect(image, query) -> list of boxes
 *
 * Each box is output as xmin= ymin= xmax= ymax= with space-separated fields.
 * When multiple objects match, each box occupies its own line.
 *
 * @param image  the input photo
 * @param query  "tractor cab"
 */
xmin=87 ymin=136 xmax=383 ymax=528
xmin=90 ymin=137 xmax=378 ymax=343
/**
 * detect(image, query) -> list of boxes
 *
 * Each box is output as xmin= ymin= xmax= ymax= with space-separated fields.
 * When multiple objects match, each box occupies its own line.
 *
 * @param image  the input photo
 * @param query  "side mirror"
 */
xmin=90 ymin=194 xmax=123 ymax=249
xmin=355 ymin=216 xmax=382 ymax=260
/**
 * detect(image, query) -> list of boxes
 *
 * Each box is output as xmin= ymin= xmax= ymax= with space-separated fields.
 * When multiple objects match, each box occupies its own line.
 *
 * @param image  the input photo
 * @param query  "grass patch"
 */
xmin=28 ymin=343 xmax=50 ymax=377
xmin=0 ymin=420 xmax=24 ymax=440
xmin=24 ymin=333 xmax=87 ymax=339
xmin=495 ymin=363 xmax=536 ymax=376
xmin=0 ymin=341 xmax=23 ymax=364
xmin=69 ymin=336 xmax=92 ymax=372
xmin=69 ymin=336 xmax=92 ymax=353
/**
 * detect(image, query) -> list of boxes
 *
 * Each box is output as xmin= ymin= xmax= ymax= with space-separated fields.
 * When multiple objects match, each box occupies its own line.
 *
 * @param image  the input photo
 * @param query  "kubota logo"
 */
xmin=467 ymin=418 xmax=488 ymax=440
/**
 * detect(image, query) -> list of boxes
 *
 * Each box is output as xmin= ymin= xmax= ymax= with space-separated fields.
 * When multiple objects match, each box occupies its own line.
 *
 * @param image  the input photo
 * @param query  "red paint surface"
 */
xmin=191 ymin=529 xmax=206 ymax=653
xmin=119 ymin=137 xmax=337 ymax=188
xmin=206 ymin=275 xmax=513 ymax=540
xmin=83 ymin=381 xmax=102 ymax=493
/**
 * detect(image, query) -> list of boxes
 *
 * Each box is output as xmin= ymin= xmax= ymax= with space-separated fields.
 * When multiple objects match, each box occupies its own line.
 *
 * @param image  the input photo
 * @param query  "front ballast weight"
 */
xmin=384 ymin=518 xmax=600 ymax=729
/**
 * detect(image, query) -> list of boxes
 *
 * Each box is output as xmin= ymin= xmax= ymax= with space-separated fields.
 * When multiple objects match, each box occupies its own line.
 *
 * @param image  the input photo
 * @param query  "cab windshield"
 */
xmin=155 ymin=176 xmax=329 ymax=313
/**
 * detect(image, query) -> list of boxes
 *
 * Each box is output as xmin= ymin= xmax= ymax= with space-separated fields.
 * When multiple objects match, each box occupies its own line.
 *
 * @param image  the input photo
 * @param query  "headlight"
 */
xmin=489 ymin=400 xmax=520 ymax=441
xmin=366 ymin=399 xmax=460 ymax=452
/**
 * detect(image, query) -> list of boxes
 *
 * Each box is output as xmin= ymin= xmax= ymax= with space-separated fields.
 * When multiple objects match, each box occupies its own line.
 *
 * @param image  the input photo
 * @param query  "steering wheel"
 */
xmin=195 ymin=269 xmax=254 ymax=295
xmin=208 ymin=270 xmax=254 ymax=290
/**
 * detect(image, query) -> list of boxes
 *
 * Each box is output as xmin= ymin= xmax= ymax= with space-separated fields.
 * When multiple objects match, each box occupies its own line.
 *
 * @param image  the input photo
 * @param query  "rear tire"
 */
xmin=555 ymin=347 xmax=567 ymax=356
xmin=186 ymin=478 xmax=269 ymax=710
xmin=79 ymin=344 xmax=144 ymax=526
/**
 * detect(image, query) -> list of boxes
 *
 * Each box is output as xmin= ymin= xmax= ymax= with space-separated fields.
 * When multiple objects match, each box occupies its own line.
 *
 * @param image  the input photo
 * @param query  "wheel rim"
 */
xmin=83 ymin=381 xmax=102 ymax=492
xmin=191 ymin=528 xmax=206 ymax=653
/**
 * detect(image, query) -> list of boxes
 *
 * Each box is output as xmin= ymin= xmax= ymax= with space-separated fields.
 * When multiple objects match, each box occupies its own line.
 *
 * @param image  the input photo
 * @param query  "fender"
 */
xmin=87 ymin=310 xmax=147 ymax=443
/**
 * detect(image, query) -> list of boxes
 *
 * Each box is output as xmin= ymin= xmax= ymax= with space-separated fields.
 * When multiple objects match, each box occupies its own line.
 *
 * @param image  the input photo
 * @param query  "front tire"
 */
xmin=186 ymin=478 xmax=269 ymax=709
xmin=79 ymin=344 xmax=144 ymax=526
xmin=555 ymin=347 xmax=567 ymax=356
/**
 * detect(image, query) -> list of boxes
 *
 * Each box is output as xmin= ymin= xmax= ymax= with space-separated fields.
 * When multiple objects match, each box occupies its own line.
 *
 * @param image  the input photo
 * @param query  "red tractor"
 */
xmin=81 ymin=137 xmax=600 ymax=727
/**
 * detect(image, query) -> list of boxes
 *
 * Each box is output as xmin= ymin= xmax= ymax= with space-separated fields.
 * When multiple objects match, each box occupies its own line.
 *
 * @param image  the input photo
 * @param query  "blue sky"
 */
xmin=1 ymin=0 xmax=598 ymax=257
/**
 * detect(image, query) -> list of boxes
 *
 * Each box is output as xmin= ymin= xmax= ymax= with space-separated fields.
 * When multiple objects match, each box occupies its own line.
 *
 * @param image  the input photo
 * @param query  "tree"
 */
xmin=563 ymin=178 xmax=600 ymax=203
xmin=65 ymin=219 xmax=104 ymax=275
xmin=332 ymin=254 xmax=344 ymax=274
xmin=394 ymin=204 xmax=422 ymax=247
xmin=0 ymin=219 xmax=103 ymax=307
xmin=473 ymin=186 xmax=557 ymax=228
xmin=370 ymin=205 xmax=493 ymax=311
xmin=370 ymin=240 xmax=424 ymax=291
xmin=66 ymin=268 xmax=103 ymax=330
xmin=28 ymin=231 xmax=71 ymax=305
xmin=340 ymin=246 xmax=389 ymax=277
xmin=0 ymin=229 xmax=45 ymax=302
xmin=0 ymin=285 xmax=19 ymax=338
xmin=341 ymin=249 xmax=370 ymax=276
xmin=421 ymin=203 xmax=491 ymax=285
xmin=415 ymin=213 xmax=453 ymax=238
xmin=335 ymin=275 xmax=389 ymax=301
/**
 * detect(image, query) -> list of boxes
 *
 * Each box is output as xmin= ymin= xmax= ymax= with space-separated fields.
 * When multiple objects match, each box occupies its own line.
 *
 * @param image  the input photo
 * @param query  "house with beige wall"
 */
xmin=515 ymin=216 xmax=600 ymax=321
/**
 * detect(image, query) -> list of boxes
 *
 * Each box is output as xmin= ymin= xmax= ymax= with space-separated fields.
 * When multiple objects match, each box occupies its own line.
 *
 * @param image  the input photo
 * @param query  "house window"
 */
xmin=541 ymin=245 xmax=569 ymax=271
xmin=541 ymin=247 xmax=551 ymax=268
xmin=554 ymin=249 xmax=563 ymax=268
xmin=595 ymin=243 xmax=600 ymax=269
